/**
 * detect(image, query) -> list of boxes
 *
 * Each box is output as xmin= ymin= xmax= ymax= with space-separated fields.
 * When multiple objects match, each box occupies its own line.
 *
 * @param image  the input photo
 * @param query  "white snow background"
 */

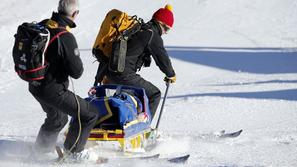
xmin=0 ymin=0 xmax=297 ymax=166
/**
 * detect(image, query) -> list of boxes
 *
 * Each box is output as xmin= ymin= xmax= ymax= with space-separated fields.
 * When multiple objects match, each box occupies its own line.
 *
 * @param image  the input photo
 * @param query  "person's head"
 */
xmin=152 ymin=4 xmax=174 ymax=35
xmin=58 ymin=0 xmax=80 ymax=20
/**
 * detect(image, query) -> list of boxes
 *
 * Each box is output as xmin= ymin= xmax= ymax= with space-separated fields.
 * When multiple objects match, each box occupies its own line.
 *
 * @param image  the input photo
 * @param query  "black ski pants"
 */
xmin=30 ymin=86 xmax=99 ymax=153
xmin=107 ymin=73 xmax=161 ymax=119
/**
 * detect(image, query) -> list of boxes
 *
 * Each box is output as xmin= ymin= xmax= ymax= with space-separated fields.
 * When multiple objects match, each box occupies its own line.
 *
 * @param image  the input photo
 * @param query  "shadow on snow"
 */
xmin=168 ymin=88 xmax=297 ymax=101
xmin=167 ymin=46 xmax=297 ymax=74
xmin=209 ymin=79 xmax=297 ymax=86
xmin=166 ymin=46 xmax=297 ymax=101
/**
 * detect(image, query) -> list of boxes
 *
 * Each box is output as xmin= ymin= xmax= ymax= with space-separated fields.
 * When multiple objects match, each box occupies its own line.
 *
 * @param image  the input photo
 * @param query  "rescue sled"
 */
xmin=86 ymin=84 xmax=157 ymax=151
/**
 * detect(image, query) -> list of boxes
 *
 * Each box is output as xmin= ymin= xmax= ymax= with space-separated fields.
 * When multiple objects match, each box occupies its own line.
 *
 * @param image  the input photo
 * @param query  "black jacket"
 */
xmin=29 ymin=12 xmax=83 ymax=95
xmin=105 ymin=20 xmax=175 ymax=78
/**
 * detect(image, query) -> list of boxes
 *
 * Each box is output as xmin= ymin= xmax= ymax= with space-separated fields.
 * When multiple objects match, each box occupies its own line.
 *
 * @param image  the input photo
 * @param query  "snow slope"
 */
xmin=0 ymin=0 xmax=297 ymax=166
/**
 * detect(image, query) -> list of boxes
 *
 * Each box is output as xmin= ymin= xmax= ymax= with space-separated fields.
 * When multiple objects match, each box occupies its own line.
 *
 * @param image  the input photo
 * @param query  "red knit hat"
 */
xmin=152 ymin=4 xmax=174 ymax=28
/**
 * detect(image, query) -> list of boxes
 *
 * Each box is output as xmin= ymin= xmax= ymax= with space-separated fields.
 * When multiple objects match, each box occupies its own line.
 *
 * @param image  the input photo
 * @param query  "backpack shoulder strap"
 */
xmin=44 ymin=30 xmax=68 ymax=54
xmin=140 ymin=23 xmax=154 ymax=48
xmin=147 ymin=29 xmax=154 ymax=47
xmin=48 ymin=31 xmax=68 ymax=45
xmin=44 ymin=19 xmax=69 ymax=53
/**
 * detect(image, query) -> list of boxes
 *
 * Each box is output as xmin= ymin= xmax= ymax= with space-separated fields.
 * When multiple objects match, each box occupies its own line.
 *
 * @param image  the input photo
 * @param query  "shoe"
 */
xmin=70 ymin=150 xmax=90 ymax=162
xmin=55 ymin=147 xmax=89 ymax=163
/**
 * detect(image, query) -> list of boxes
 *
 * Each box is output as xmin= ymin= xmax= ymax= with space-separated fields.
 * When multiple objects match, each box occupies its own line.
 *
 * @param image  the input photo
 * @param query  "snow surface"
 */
xmin=1 ymin=0 xmax=297 ymax=166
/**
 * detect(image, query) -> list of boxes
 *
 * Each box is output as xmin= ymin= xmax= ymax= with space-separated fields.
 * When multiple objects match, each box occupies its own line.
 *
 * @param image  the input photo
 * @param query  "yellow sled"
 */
xmin=85 ymin=85 xmax=156 ymax=152
xmin=88 ymin=128 xmax=156 ymax=151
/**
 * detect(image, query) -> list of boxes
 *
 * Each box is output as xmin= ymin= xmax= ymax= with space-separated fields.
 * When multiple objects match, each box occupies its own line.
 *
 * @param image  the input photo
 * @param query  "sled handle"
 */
xmin=155 ymin=82 xmax=170 ymax=129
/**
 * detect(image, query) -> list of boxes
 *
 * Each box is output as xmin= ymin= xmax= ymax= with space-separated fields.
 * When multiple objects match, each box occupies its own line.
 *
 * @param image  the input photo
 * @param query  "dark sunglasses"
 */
xmin=161 ymin=23 xmax=170 ymax=33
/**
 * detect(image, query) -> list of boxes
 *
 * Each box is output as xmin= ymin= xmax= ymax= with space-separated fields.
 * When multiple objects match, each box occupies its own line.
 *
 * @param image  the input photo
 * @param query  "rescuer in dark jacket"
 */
xmin=29 ymin=0 xmax=99 ymax=157
xmin=93 ymin=4 xmax=176 ymax=119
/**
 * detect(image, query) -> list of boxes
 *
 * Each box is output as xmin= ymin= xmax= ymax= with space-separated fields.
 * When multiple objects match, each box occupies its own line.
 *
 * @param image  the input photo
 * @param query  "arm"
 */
xmin=149 ymin=33 xmax=175 ymax=77
xmin=60 ymin=33 xmax=84 ymax=79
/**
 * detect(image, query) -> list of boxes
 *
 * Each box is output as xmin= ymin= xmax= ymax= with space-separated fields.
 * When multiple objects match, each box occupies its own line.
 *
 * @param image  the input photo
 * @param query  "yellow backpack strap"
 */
xmin=46 ymin=19 xmax=58 ymax=29
xmin=46 ymin=19 xmax=71 ymax=32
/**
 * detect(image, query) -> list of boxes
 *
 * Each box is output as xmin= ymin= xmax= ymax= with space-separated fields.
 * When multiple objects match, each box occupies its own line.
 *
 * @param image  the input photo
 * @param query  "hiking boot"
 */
xmin=70 ymin=150 xmax=90 ymax=162
xmin=57 ymin=149 xmax=90 ymax=163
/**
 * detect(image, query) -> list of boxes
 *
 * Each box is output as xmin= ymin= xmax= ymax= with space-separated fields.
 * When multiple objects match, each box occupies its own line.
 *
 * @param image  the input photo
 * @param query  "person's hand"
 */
xmin=88 ymin=87 xmax=97 ymax=96
xmin=164 ymin=75 xmax=176 ymax=83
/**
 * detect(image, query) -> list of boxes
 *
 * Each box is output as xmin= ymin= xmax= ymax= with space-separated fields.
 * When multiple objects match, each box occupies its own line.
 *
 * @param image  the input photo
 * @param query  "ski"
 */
xmin=96 ymin=153 xmax=160 ymax=164
xmin=163 ymin=154 xmax=190 ymax=163
xmin=136 ymin=153 xmax=160 ymax=160
xmin=96 ymin=154 xmax=190 ymax=164
xmin=218 ymin=129 xmax=243 ymax=138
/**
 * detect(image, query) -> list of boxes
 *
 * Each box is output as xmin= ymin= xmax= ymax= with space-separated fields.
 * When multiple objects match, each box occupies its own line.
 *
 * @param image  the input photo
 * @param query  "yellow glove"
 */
xmin=164 ymin=75 xmax=176 ymax=83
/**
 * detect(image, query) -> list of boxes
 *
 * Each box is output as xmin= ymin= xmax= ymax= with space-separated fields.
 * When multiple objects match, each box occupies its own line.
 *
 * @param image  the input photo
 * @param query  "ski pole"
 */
xmin=155 ymin=82 xmax=170 ymax=129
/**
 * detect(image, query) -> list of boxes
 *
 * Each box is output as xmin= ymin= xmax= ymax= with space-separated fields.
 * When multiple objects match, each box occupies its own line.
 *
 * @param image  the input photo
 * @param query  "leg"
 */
xmin=109 ymin=74 xmax=161 ymax=119
xmin=33 ymin=97 xmax=68 ymax=153
xmin=32 ymin=89 xmax=99 ymax=153
xmin=53 ymin=90 xmax=99 ymax=153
